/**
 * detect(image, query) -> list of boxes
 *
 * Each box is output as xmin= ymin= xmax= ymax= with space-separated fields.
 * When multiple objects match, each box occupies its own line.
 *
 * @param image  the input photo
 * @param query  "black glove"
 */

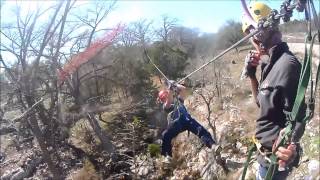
xmin=165 ymin=80 xmax=177 ymax=90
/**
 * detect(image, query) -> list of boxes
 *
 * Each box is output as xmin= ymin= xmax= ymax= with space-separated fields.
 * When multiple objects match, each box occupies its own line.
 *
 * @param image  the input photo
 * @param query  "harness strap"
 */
xmin=241 ymin=143 xmax=257 ymax=180
xmin=241 ymin=136 xmax=270 ymax=180
xmin=290 ymin=37 xmax=312 ymax=123
xmin=167 ymin=85 xmax=183 ymax=125
xmin=304 ymin=33 xmax=319 ymax=121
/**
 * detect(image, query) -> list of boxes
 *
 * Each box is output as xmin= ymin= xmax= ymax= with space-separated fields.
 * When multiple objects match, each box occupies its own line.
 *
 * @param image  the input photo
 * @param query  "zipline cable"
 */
xmin=177 ymin=2 xmax=298 ymax=84
xmin=143 ymin=48 xmax=170 ymax=83
xmin=177 ymin=29 xmax=260 ymax=84
xmin=144 ymin=0 xmax=302 ymax=86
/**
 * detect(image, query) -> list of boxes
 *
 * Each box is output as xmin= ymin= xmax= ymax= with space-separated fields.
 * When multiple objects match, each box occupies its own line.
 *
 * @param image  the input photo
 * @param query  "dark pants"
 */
xmin=256 ymin=164 xmax=291 ymax=180
xmin=161 ymin=105 xmax=215 ymax=157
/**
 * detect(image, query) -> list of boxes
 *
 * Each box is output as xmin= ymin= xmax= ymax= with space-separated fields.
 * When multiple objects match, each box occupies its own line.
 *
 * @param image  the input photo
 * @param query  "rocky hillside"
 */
xmin=130 ymin=43 xmax=320 ymax=180
xmin=0 ymin=42 xmax=319 ymax=180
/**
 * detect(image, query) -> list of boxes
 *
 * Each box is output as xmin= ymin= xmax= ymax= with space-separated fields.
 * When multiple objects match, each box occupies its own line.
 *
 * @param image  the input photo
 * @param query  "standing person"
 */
xmin=157 ymin=81 xmax=216 ymax=163
xmin=241 ymin=2 xmax=306 ymax=179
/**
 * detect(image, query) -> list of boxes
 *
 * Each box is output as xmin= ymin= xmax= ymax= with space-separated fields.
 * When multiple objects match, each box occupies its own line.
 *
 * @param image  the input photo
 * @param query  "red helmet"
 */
xmin=157 ymin=90 xmax=169 ymax=103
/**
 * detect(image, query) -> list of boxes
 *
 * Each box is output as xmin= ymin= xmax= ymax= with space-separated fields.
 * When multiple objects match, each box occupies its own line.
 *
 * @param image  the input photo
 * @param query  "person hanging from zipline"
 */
xmin=157 ymin=81 xmax=216 ymax=163
xmin=241 ymin=1 xmax=308 ymax=179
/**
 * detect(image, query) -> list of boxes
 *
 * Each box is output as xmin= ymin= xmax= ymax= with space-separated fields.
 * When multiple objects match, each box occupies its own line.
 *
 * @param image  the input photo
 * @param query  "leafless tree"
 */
xmin=64 ymin=1 xmax=119 ymax=154
xmin=116 ymin=19 xmax=153 ymax=49
xmin=66 ymin=0 xmax=115 ymax=102
xmin=113 ymin=19 xmax=154 ymax=100
xmin=0 ymin=1 xmax=75 ymax=178
xmin=132 ymin=19 xmax=153 ymax=47
xmin=194 ymin=86 xmax=228 ymax=178
xmin=156 ymin=15 xmax=178 ymax=44
xmin=0 ymin=0 xmax=119 ymax=178
xmin=212 ymin=62 xmax=223 ymax=100
xmin=194 ymin=87 xmax=224 ymax=140
xmin=75 ymin=0 xmax=116 ymax=48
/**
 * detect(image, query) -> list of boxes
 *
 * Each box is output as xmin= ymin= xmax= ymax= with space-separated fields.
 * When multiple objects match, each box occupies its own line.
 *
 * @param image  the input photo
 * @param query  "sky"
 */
xmin=1 ymin=0 xmax=307 ymax=33
xmin=111 ymin=0 xmax=305 ymax=33
xmin=0 ymin=0 xmax=312 ymax=67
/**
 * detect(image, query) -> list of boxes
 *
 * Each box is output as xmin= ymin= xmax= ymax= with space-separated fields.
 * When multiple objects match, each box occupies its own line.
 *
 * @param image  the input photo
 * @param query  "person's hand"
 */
xmin=241 ymin=50 xmax=261 ymax=79
xmin=165 ymin=80 xmax=177 ymax=90
xmin=245 ymin=50 xmax=260 ymax=76
xmin=273 ymin=129 xmax=297 ymax=171
xmin=276 ymin=143 xmax=297 ymax=170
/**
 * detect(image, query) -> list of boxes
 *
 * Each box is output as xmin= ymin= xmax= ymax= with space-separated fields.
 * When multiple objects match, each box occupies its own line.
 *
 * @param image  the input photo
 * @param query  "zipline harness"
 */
xmin=143 ymin=48 xmax=183 ymax=125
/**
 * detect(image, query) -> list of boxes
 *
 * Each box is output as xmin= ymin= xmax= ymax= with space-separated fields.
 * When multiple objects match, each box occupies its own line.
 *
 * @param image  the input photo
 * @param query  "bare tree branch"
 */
xmin=12 ymin=98 xmax=44 ymax=122
xmin=29 ymin=1 xmax=64 ymax=84
xmin=0 ymin=54 xmax=19 ymax=86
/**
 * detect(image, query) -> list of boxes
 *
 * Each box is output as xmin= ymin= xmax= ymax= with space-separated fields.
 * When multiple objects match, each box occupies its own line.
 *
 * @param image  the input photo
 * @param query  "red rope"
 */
xmin=58 ymin=23 xmax=124 ymax=84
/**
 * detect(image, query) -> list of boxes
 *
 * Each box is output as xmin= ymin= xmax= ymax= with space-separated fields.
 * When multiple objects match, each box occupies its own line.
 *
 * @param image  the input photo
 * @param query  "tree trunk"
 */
xmin=27 ymin=115 xmax=62 ymax=179
xmin=73 ymin=70 xmax=83 ymax=106
xmin=87 ymin=112 xmax=114 ymax=154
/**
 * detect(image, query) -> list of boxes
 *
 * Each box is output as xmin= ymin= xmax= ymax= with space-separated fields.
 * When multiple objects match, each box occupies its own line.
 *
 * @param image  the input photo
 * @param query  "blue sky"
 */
xmin=0 ymin=0 xmax=311 ymax=66
xmin=110 ymin=0 xmax=305 ymax=33
xmin=1 ymin=0 xmax=306 ymax=33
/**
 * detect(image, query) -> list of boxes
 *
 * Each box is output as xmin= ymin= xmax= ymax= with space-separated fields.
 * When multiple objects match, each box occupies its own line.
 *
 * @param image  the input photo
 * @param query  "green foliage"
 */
xmin=127 ymin=60 xmax=157 ymax=100
xmin=148 ymin=42 xmax=189 ymax=80
xmin=215 ymin=20 xmax=244 ymax=50
xmin=313 ymin=137 xmax=320 ymax=145
xmin=132 ymin=116 xmax=143 ymax=128
xmin=168 ymin=26 xmax=199 ymax=58
xmin=79 ymin=45 xmax=157 ymax=103
xmin=239 ymin=136 xmax=253 ymax=147
xmin=112 ymin=46 xmax=157 ymax=101
xmin=147 ymin=143 xmax=161 ymax=157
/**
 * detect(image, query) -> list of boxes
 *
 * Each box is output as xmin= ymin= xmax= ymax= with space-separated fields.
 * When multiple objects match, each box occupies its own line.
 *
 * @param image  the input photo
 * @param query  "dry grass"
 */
xmin=69 ymin=119 xmax=100 ymax=153
xmin=67 ymin=160 xmax=102 ymax=180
